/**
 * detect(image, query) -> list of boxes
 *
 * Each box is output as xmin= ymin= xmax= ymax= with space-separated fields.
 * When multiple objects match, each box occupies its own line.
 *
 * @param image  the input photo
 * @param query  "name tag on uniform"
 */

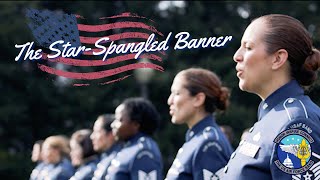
xmin=239 ymin=141 xmax=260 ymax=158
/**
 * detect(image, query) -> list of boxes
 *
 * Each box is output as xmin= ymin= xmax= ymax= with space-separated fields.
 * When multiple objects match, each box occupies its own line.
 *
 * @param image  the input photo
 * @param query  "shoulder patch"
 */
xmin=202 ymin=141 xmax=222 ymax=152
xmin=273 ymin=126 xmax=316 ymax=175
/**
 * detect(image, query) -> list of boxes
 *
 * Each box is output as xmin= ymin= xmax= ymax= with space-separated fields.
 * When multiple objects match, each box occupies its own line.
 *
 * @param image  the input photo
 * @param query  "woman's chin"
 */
xmin=171 ymin=117 xmax=180 ymax=124
xmin=171 ymin=117 xmax=183 ymax=125
xmin=239 ymin=80 xmax=248 ymax=91
xmin=171 ymin=117 xmax=177 ymax=124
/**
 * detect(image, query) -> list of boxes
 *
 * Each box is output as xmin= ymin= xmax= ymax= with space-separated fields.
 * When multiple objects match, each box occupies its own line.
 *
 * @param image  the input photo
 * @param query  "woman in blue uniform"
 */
xmin=30 ymin=140 xmax=45 ymax=180
xmin=165 ymin=68 xmax=233 ymax=180
xmin=221 ymin=14 xmax=320 ymax=179
xmin=39 ymin=135 xmax=75 ymax=180
xmin=69 ymin=129 xmax=99 ymax=180
xmin=106 ymin=97 xmax=163 ymax=180
xmin=91 ymin=114 xmax=122 ymax=180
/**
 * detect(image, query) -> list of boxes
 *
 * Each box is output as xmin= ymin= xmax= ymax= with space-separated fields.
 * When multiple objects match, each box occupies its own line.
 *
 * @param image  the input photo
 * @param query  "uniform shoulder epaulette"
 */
xmin=283 ymin=97 xmax=309 ymax=121
xmin=202 ymin=126 xmax=219 ymax=140
xmin=137 ymin=136 xmax=153 ymax=150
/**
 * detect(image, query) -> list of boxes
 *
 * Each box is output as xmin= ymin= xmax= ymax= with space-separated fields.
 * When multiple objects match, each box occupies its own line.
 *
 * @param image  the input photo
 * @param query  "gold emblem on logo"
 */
xmin=297 ymin=139 xmax=311 ymax=166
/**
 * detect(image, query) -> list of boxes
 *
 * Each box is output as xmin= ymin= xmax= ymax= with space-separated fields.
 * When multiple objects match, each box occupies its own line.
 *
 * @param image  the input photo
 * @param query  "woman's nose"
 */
xmin=167 ymin=94 xmax=173 ymax=105
xmin=233 ymin=48 xmax=243 ymax=63
xmin=111 ymin=120 xmax=120 ymax=129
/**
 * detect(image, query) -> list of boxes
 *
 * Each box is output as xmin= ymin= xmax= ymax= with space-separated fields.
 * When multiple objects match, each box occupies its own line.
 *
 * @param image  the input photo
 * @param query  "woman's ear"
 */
xmin=272 ymin=49 xmax=288 ymax=70
xmin=193 ymin=92 xmax=206 ymax=107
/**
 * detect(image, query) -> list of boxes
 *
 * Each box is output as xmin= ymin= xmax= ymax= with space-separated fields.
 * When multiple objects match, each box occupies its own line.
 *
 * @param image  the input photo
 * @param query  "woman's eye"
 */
xmin=171 ymin=92 xmax=179 ymax=95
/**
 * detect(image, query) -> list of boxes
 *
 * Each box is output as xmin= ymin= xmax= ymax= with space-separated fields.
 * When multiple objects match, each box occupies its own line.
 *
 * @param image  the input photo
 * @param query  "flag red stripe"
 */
xmin=99 ymin=12 xmax=155 ymax=23
xmin=73 ymin=74 xmax=132 ymax=86
xmin=103 ymin=12 xmax=148 ymax=19
xmin=73 ymin=83 xmax=90 ymax=86
xmin=42 ymin=53 xmax=162 ymax=67
xmin=37 ymin=62 xmax=164 ymax=80
xmin=79 ymin=32 xmax=150 ymax=44
xmin=78 ymin=21 xmax=163 ymax=36
xmin=99 ymin=74 xmax=132 ymax=85
xmin=76 ymin=12 xmax=154 ymax=23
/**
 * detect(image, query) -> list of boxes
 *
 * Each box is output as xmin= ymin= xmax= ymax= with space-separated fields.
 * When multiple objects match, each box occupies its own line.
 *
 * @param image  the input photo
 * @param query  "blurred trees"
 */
xmin=0 ymin=1 xmax=319 ymax=179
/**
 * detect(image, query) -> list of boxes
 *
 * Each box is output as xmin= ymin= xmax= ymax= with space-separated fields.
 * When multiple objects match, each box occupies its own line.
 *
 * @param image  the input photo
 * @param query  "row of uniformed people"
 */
xmin=30 ymin=135 xmax=75 ymax=180
xmin=167 ymin=14 xmax=320 ymax=180
xmin=29 ymin=69 xmax=235 ymax=180
xmin=29 ymin=97 xmax=163 ymax=180
xmin=30 ymin=13 xmax=320 ymax=179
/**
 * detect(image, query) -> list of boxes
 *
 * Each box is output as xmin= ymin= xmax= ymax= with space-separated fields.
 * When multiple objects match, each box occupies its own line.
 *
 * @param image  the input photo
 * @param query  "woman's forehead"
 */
xmin=172 ymin=74 xmax=187 ymax=88
xmin=242 ymin=19 xmax=267 ymax=44
xmin=115 ymin=104 xmax=125 ymax=114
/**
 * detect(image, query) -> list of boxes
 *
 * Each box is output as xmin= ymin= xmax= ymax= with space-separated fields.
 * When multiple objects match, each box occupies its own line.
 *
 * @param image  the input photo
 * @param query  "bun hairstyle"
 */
xmin=178 ymin=68 xmax=230 ymax=113
xmin=256 ymin=14 xmax=320 ymax=86
xmin=301 ymin=48 xmax=320 ymax=86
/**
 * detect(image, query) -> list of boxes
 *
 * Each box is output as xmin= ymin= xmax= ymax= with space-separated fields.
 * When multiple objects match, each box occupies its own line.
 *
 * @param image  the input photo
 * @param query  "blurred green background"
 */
xmin=1 ymin=1 xmax=320 ymax=179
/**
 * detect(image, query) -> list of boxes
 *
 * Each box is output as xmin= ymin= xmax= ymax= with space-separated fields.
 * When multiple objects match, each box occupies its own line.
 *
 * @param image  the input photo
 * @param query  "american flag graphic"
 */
xmin=24 ymin=8 xmax=165 ymax=86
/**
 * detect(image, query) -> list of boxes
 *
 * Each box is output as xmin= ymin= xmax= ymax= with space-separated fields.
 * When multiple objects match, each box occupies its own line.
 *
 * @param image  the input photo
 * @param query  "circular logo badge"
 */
xmin=274 ymin=129 xmax=314 ymax=175
xmin=277 ymin=135 xmax=311 ymax=169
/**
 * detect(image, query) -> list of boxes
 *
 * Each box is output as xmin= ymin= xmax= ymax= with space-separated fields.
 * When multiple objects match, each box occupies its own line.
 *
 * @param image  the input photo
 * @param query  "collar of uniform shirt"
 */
xmin=185 ymin=115 xmax=216 ymax=142
xmin=123 ymin=132 xmax=145 ymax=147
xmin=103 ymin=142 xmax=122 ymax=156
xmin=258 ymin=80 xmax=304 ymax=120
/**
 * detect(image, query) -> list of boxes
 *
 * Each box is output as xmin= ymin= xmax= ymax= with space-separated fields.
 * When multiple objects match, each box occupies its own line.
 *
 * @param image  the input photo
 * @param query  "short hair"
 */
xmin=71 ymin=129 xmax=97 ymax=159
xmin=121 ymin=97 xmax=160 ymax=135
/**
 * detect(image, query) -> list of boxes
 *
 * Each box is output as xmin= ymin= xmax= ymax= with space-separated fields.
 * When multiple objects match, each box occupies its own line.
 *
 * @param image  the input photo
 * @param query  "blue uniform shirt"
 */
xmin=92 ymin=143 xmax=122 ymax=180
xmin=220 ymin=80 xmax=320 ymax=179
xmin=106 ymin=132 xmax=163 ymax=180
xmin=70 ymin=156 xmax=99 ymax=180
xmin=165 ymin=115 xmax=233 ymax=180
xmin=30 ymin=161 xmax=46 ymax=180
xmin=37 ymin=158 xmax=74 ymax=180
